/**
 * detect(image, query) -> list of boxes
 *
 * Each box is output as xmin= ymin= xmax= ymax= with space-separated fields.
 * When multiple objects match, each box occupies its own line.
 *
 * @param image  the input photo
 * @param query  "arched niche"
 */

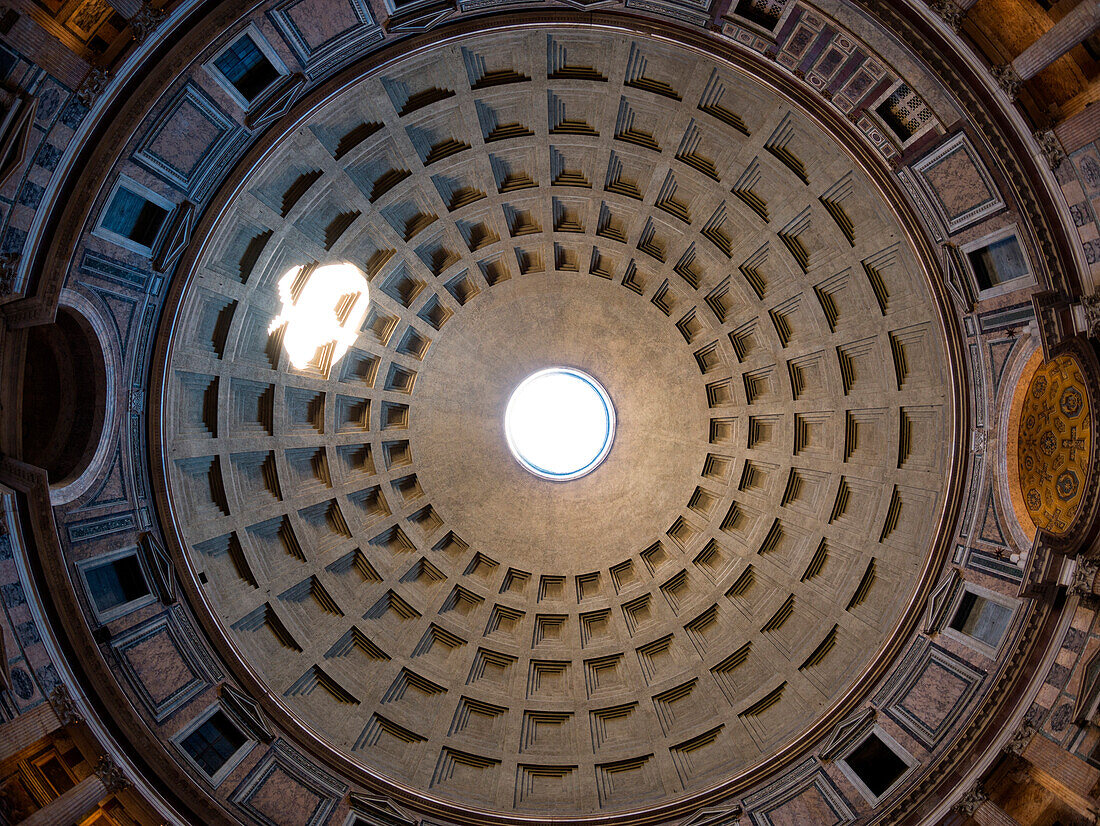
xmin=19 ymin=291 xmax=119 ymax=504
xmin=998 ymin=337 xmax=1043 ymax=552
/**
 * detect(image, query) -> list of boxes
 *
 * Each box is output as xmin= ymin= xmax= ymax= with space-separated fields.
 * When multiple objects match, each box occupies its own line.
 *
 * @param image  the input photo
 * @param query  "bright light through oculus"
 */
xmin=269 ymin=262 xmax=370 ymax=371
xmin=505 ymin=368 xmax=615 ymax=480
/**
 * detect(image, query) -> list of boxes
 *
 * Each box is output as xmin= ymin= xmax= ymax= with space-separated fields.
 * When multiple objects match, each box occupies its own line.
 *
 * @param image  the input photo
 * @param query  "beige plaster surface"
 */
xmin=411 ymin=273 xmax=710 ymax=575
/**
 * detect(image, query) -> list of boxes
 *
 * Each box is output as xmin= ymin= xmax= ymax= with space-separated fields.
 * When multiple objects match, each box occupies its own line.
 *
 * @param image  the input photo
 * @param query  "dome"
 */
xmin=155 ymin=27 xmax=958 ymax=818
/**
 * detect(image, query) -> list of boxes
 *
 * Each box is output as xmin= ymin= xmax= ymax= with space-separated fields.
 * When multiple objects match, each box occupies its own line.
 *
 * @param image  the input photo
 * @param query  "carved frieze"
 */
xmin=48 ymin=683 xmax=83 ymax=726
xmin=95 ymin=753 xmax=129 ymax=793
xmin=990 ymin=63 xmax=1022 ymax=99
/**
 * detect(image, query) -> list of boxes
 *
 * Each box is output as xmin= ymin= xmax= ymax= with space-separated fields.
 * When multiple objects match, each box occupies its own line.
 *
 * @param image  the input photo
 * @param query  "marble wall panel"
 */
xmin=230 ymin=738 xmax=347 ymax=826
xmin=134 ymin=83 xmax=248 ymax=201
xmin=911 ymin=133 xmax=1005 ymax=235
xmin=878 ymin=638 xmax=984 ymax=748
xmin=110 ymin=605 xmax=221 ymax=721
xmin=268 ymin=0 xmax=382 ymax=79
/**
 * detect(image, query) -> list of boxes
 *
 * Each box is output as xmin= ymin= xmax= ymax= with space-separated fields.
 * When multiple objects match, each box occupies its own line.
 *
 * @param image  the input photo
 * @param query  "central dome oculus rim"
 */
xmin=504 ymin=368 xmax=615 ymax=480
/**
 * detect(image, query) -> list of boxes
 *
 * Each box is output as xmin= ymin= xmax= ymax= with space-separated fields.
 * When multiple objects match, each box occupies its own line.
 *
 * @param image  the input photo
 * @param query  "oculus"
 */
xmin=504 ymin=367 xmax=615 ymax=480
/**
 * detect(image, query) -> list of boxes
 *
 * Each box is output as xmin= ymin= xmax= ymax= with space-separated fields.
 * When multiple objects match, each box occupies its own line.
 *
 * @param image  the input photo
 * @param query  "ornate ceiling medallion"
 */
xmin=1018 ymin=336 xmax=1100 ymax=552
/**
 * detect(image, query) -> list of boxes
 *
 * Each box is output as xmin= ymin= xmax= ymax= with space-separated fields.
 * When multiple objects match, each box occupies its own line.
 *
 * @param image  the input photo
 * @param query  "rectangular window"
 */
xmin=84 ymin=553 xmax=150 ymax=615
xmin=837 ymin=728 xmax=917 ymax=805
xmin=101 ymin=185 xmax=169 ymax=248
xmin=180 ymin=710 xmax=248 ymax=777
xmin=950 ymin=590 xmax=1012 ymax=649
xmin=212 ymin=33 xmax=281 ymax=105
xmin=78 ymin=548 xmax=156 ymax=623
xmin=1085 ymin=31 xmax=1100 ymax=62
xmin=874 ymin=84 xmax=926 ymax=144
xmin=967 ymin=234 xmax=1028 ymax=292
xmin=1089 ymin=738 xmax=1100 ymax=769
xmin=0 ymin=44 xmax=17 ymax=82
xmin=844 ymin=732 xmax=908 ymax=798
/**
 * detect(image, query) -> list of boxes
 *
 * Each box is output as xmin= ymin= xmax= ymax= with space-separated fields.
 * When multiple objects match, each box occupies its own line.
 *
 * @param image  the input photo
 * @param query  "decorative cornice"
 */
xmin=347 ymin=793 xmax=419 ymax=826
xmin=243 ymin=72 xmax=306 ymax=131
xmin=925 ymin=568 xmax=961 ymax=633
xmin=819 ymin=707 xmax=877 ymax=761
xmin=151 ymin=201 xmax=194 ymax=274
xmin=219 ymin=682 xmax=274 ymax=743
xmin=138 ymin=531 xmax=177 ymax=605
